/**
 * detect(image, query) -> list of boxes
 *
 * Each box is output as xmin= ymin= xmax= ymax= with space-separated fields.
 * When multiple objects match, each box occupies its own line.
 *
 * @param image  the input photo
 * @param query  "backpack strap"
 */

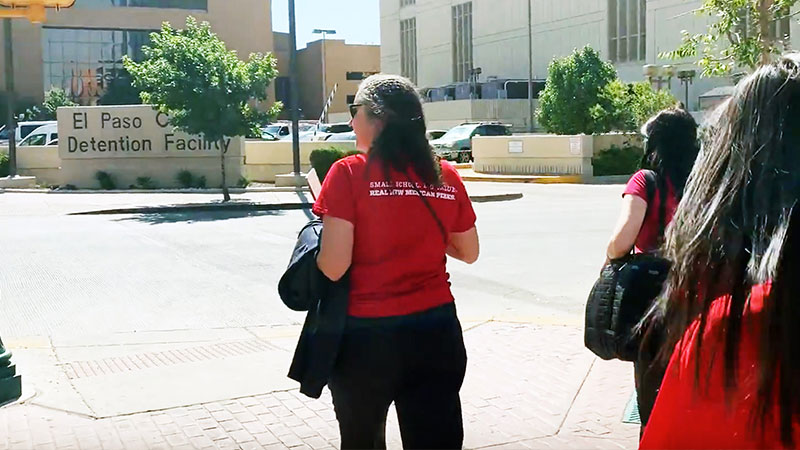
xmin=404 ymin=171 xmax=448 ymax=245
xmin=641 ymin=169 xmax=666 ymax=243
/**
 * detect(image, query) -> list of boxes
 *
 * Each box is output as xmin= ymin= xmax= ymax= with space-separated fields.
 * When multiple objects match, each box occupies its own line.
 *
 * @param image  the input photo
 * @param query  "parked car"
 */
xmin=0 ymin=120 xmax=56 ymax=144
xmin=430 ymin=122 xmax=512 ymax=162
xmin=262 ymin=123 xmax=315 ymax=141
xmin=18 ymin=123 xmax=58 ymax=146
xmin=313 ymin=122 xmax=353 ymax=141
xmin=262 ymin=123 xmax=291 ymax=140
xmin=426 ymin=129 xmax=447 ymax=141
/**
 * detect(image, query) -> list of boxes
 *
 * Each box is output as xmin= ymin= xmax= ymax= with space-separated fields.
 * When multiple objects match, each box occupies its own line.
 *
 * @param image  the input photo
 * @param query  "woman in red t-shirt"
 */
xmin=640 ymin=54 xmax=800 ymax=448
xmin=605 ymin=107 xmax=699 ymax=432
xmin=313 ymin=74 xmax=479 ymax=449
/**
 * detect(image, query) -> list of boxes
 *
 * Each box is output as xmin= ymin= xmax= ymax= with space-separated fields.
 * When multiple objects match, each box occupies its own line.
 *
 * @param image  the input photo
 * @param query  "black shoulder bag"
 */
xmin=584 ymin=170 xmax=671 ymax=362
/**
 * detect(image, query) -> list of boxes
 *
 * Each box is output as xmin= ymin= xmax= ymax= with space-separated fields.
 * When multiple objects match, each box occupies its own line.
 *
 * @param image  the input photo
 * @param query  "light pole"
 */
xmin=527 ymin=0 xmax=533 ymax=133
xmin=4 ymin=19 xmax=17 ymax=178
xmin=677 ymin=69 xmax=696 ymax=110
xmin=289 ymin=0 xmax=301 ymax=176
xmin=312 ymin=28 xmax=336 ymax=123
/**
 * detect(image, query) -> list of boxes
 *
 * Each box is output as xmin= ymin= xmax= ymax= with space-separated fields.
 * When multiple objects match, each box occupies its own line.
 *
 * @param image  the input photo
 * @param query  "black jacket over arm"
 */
xmin=278 ymin=219 xmax=349 ymax=399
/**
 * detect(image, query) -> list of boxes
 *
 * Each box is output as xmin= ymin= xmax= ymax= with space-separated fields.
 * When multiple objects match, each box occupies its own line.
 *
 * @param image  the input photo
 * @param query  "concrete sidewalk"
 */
xmin=1 ymin=320 xmax=638 ymax=450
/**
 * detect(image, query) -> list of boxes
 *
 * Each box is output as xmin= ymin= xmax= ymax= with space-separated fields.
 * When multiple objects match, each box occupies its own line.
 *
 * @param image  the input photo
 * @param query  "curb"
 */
xmin=469 ymin=193 xmax=523 ymax=203
xmin=461 ymin=174 xmax=585 ymax=184
xmin=67 ymin=193 xmax=523 ymax=216
xmin=2 ymin=187 xmax=309 ymax=194
xmin=68 ymin=202 xmax=312 ymax=216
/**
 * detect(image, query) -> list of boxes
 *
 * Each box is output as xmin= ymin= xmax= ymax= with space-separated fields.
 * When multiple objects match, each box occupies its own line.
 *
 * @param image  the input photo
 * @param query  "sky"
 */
xmin=271 ymin=0 xmax=381 ymax=49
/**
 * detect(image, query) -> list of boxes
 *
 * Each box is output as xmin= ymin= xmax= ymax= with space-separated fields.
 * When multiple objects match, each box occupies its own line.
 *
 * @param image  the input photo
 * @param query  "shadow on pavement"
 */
xmin=113 ymin=209 xmax=287 ymax=225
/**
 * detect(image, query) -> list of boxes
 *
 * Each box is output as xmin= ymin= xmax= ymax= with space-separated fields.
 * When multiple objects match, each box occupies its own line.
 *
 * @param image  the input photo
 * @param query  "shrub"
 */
xmin=195 ymin=175 xmax=207 ymax=189
xmin=176 ymin=170 xmax=194 ymax=189
xmin=42 ymin=88 xmax=77 ymax=118
xmin=95 ymin=171 xmax=117 ymax=190
xmin=0 ymin=152 xmax=8 ymax=177
xmin=537 ymin=46 xmax=618 ymax=135
xmin=309 ymin=147 xmax=348 ymax=182
xmin=135 ymin=176 xmax=157 ymax=190
xmin=592 ymin=145 xmax=643 ymax=176
xmin=237 ymin=176 xmax=251 ymax=188
xmin=595 ymin=80 xmax=678 ymax=132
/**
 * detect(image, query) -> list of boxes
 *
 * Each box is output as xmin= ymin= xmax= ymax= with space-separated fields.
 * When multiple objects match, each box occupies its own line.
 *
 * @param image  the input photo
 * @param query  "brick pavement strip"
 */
xmin=0 ymin=322 xmax=638 ymax=449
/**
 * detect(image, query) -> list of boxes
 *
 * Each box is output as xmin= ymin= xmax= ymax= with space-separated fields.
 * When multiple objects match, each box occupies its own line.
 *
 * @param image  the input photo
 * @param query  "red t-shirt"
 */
xmin=640 ymin=284 xmax=800 ymax=449
xmin=623 ymin=170 xmax=678 ymax=253
xmin=312 ymin=154 xmax=477 ymax=318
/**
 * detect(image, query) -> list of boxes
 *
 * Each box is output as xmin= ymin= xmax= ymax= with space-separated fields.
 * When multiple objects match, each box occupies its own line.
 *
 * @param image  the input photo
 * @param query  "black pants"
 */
xmin=634 ymin=319 xmax=667 ymax=438
xmin=328 ymin=302 xmax=467 ymax=450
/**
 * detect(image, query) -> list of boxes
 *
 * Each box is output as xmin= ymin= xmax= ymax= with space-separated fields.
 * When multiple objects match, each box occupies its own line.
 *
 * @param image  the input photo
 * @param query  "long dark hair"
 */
xmin=640 ymin=107 xmax=699 ymax=201
xmin=356 ymin=74 xmax=441 ymax=186
xmin=653 ymin=54 xmax=800 ymax=445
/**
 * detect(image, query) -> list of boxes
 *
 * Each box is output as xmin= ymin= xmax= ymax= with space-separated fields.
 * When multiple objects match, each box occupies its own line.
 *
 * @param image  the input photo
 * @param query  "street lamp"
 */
xmin=312 ymin=28 xmax=336 ymax=123
xmin=0 ymin=0 xmax=75 ymax=406
xmin=642 ymin=64 xmax=674 ymax=91
xmin=469 ymin=67 xmax=481 ymax=99
xmin=677 ymin=69 xmax=697 ymax=110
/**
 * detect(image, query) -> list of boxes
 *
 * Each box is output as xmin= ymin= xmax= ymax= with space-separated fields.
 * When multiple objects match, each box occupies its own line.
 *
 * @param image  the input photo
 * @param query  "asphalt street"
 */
xmin=0 ymin=183 xmax=623 ymax=339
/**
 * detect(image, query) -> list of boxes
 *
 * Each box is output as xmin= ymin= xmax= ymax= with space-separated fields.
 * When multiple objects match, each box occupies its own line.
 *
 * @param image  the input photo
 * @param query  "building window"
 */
xmin=452 ymin=2 xmax=473 ymax=82
xmin=608 ymin=0 xmax=646 ymax=63
xmin=346 ymin=72 xmax=365 ymax=81
xmin=736 ymin=7 xmax=791 ymax=49
xmin=42 ymin=27 xmax=153 ymax=104
xmin=74 ymin=0 xmax=208 ymax=10
xmin=346 ymin=95 xmax=356 ymax=104
xmin=400 ymin=18 xmax=418 ymax=84
xmin=400 ymin=0 xmax=415 ymax=7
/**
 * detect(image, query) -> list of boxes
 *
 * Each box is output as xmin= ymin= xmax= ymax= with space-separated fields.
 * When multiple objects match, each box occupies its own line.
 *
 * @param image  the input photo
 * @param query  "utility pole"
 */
xmin=288 ymin=0 xmax=301 ymax=175
xmin=4 ymin=19 xmax=16 ymax=177
xmin=527 ymin=0 xmax=534 ymax=133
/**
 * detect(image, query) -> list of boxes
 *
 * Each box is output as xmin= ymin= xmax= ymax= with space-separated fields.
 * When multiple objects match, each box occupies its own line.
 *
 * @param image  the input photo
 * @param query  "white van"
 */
xmin=18 ymin=123 xmax=57 ymax=146
xmin=0 ymin=120 xmax=56 ymax=143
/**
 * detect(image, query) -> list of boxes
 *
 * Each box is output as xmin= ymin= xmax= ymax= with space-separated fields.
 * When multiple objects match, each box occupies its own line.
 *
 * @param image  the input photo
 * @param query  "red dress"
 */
xmin=640 ymin=284 xmax=800 ymax=448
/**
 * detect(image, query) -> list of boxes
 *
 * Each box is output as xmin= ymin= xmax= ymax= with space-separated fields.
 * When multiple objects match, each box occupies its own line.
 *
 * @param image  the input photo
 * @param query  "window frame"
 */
xmin=452 ymin=2 xmax=473 ymax=82
xmin=608 ymin=0 xmax=646 ymax=63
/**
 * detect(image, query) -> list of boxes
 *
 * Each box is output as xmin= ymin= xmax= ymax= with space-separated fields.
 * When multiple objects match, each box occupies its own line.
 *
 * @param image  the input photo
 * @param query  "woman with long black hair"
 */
xmin=605 ymin=106 xmax=699 ymax=430
xmin=313 ymin=74 xmax=479 ymax=449
xmin=640 ymin=54 xmax=800 ymax=447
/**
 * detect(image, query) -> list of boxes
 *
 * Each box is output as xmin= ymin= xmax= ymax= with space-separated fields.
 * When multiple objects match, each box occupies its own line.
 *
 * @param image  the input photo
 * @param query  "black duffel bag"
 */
xmin=584 ymin=252 xmax=670 ymax=361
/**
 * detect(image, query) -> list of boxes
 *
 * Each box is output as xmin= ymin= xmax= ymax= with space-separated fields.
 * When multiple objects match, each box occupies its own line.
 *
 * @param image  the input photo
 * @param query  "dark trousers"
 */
xmin=634 ymin=319 xmax=668 ymax=438
xmin=328 ymin=302 xmax=467 ymax=450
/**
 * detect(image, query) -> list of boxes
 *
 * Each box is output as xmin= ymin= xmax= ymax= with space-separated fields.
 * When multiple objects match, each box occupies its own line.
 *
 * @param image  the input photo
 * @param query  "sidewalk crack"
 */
xmin=48 ymin=335 xmax=99 ymax=418
xmin=555 ymin=357 xmax=596 ymax=435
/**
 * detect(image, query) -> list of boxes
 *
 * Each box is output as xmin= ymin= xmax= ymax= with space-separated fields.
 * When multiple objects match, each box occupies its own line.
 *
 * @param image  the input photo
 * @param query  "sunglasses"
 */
xmin=349 ymin=103 xmax=363 ymax=119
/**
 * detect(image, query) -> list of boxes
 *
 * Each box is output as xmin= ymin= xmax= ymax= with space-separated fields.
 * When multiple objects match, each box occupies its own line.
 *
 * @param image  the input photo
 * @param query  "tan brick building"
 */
xmin=0 ymin=0 xmax=274 ymax=107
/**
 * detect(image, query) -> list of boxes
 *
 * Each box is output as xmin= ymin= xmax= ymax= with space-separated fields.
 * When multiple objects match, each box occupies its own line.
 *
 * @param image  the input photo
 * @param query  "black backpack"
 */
xmin=584 ymin=170 xmax=671 ymax=361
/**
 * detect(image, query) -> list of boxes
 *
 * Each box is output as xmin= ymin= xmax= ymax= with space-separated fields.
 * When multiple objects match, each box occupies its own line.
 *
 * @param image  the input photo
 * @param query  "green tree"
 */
xmin=537 ymin=46 xmax=618 ymax=135
xmin=595 ymin=80 xmax=678 ymax=131
xmin=661 ymin=0 xmax=798 ymax=76
xmin=124 ymin=17 xmax=281 ymax=201
xmin=98 ymin=69 xmax=143 ymax=106
xmin=16 ymin=88 xmax=76 ymax=121
xmin=41 ymin=87 xmax=77 ymax=118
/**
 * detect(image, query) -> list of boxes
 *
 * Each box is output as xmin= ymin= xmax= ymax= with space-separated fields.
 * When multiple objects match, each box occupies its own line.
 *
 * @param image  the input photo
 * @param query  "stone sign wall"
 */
xmin=56 ymin=105 xmax=244 ymax=189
